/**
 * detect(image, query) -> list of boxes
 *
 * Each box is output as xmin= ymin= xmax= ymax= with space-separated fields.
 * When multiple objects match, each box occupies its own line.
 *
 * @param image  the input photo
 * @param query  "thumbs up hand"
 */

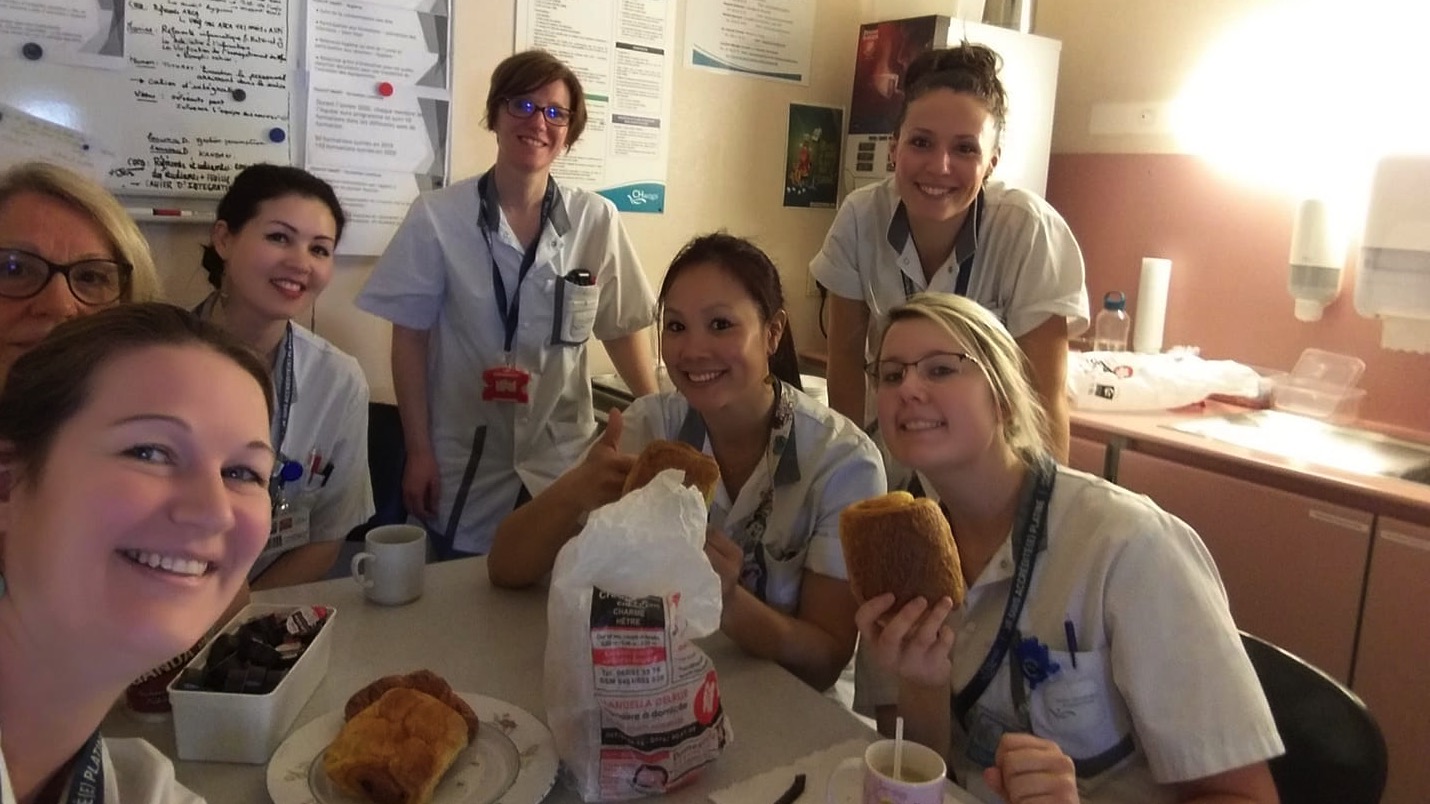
xmin=573 ymin=408 xmax=636 ymax=513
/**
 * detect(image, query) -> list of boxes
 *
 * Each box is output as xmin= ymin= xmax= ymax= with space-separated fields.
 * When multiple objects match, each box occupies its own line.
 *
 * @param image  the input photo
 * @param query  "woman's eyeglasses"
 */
xmin=504 ymin=97 xmax=572 ymax=127
xmin=0 ymin=249 xmax=132 ymax=306
xmin=865 ymin=352 xmax=979 ymax=387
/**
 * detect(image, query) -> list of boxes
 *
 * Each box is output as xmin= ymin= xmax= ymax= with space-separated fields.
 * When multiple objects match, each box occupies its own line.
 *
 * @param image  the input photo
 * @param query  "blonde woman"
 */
xmin=0 ymin=161 xmax=159 ymax=387
xmin=855 ymin=293 xmax=1281 ymax=803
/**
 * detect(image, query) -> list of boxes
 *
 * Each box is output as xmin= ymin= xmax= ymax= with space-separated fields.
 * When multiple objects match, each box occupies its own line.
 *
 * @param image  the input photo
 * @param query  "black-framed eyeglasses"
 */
xmin=504 ymin=97 xmax=572 ymax=127
xmin=0 ymin=248 xmax=132 ymax=306
xmin=865 ymin=352 xmax=979 ymax=387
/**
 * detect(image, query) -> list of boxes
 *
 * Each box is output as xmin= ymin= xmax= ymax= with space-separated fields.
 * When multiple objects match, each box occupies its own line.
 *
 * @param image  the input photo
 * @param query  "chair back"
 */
xmin=1240 ymin=631 xmax=1387 ymax=804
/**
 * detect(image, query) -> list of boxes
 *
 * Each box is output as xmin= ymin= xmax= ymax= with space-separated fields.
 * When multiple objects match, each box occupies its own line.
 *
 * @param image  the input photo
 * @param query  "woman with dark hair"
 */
xmin=357 ymin=48 xmax=658 ymax=559
xmin=811 ymin=43 xmax=1088 ymax=461
xmin=196 ymin=163 xmax=373 ymax=589
xmin=0 ymin=303 xmax=275 ymax=802
xmin=489 ymin=233 xmax=883 ymax=692
xmin=0 ymin=161 xmax=161 ymax=389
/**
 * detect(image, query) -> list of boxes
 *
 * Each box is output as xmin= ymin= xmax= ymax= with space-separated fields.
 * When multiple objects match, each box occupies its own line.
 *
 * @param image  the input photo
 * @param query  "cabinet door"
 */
xmin=1067 ymin=436 xmax=1105 ymax=477
xmin=1353 ymin=518 xmax=1430 ymax=804
xmin=1115 ymin=450 xmax=1372 ymax=683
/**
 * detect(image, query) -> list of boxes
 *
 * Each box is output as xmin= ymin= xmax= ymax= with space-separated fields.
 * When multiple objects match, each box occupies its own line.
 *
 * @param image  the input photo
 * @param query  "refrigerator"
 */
xmin=844 ymin=16 xmax=1061 ymax=198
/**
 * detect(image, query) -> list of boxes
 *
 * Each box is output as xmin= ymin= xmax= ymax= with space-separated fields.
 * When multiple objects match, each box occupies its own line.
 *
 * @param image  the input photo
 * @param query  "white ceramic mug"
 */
xmin=828 ymin=739 xmax=947 ymax=804
xmin=351 ymin=524 xmax=425 ymax=605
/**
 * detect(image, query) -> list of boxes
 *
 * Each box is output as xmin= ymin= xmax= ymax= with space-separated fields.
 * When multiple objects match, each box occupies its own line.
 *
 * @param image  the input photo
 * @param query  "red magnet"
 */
xmin=377 ymin=81 xmax=394 ymax=97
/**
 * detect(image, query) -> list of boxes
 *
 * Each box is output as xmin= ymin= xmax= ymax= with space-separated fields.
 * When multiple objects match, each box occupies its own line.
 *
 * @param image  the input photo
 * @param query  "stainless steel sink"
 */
xmin=1166 ymin=410 xmax=1430 ymax=485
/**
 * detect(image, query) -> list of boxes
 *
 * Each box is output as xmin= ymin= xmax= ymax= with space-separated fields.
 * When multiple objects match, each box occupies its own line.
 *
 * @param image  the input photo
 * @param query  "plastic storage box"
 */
xmin=1272 ymin=348 xmax=1367 ymax=422
xmin=167 ymin=603 xmax=335 ymax=764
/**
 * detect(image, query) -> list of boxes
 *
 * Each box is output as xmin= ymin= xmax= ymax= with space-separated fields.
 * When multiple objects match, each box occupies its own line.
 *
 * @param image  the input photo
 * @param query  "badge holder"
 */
xmin=264 ymin=460 xmax=312 ymax=556
xmin=483 ymin=356 xmax=530 ymax=403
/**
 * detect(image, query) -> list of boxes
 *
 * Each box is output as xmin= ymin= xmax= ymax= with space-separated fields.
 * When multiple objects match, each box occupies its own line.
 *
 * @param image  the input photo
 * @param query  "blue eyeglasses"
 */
xmin=504 ymin=97 xmax=573 ymax=127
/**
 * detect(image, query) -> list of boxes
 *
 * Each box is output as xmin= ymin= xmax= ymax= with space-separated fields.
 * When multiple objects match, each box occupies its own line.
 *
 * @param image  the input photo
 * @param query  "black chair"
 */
xmin=346 ymin=402 xmax=408 ymax=542
xmin=1240 ymin=631 xmax=1387 ymax=804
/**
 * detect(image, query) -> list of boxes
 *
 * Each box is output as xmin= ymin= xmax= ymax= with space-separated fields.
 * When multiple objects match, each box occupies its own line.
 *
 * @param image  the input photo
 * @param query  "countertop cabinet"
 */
xmin=1352 ymin=517 xmax=1430 ymax=804
xmin=1067 ymin=435 xmax=1106 ymax=477
xmin=1114 ymin=449 xmax=1373 ymax=683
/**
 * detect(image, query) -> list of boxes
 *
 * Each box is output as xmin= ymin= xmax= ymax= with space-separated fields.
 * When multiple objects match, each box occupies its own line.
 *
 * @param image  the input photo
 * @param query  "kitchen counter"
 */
xmin=1070 ymin=403 xmax=1430 ymax=525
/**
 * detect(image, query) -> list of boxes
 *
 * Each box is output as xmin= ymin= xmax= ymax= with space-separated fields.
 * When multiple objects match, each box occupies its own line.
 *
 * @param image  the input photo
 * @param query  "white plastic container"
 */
xmin=1271 ymin=348 xmax=1367 ymax=422
xmin=167 ymin=603 xmax=336 ymax=764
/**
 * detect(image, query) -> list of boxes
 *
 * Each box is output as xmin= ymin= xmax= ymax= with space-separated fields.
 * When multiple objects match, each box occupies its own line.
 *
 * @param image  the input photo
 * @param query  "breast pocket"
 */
xmin=552 ymin=276 xmax=599 ymax=346
xmin=1027 ymin=647 xmax=1131 ymax=770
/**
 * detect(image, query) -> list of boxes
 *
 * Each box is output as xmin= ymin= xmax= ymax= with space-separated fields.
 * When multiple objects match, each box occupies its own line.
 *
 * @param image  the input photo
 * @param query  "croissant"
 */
xmin=343 ymin=669 xmax=479 ymax=741
xmin=840 ymin=491 xmax=966 ymax=609
xmin=323 ymin=687 xmax=468 ymax=804
xmin=623 ymin=439 xmax=720 ymax=503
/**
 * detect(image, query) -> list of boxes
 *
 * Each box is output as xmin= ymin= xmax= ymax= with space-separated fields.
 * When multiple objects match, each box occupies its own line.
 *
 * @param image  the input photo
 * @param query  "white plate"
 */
xmin=266 ymin=692 xmax=559 ymax=804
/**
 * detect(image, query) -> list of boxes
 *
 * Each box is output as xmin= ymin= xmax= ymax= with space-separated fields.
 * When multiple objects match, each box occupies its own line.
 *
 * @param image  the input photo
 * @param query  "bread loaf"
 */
xmin=323 ymin=687 xmax=469 ymax=804
xmin=622 ymin=439 xmax=720 ymax=503
xmin=839 ymin=491 xmax=965 ymax=609
xmin=344 ymin=669 xmax=478 ymax=741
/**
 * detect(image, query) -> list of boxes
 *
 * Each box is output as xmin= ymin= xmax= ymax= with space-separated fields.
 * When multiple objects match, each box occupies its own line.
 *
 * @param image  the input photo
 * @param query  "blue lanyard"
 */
xmin=62 ymin=730 xmax=104 ymax=804
xmin=477 ymin=171 xmax=556 ymax=355
xmin=951 ymin=453 xmax=1056 ymax=729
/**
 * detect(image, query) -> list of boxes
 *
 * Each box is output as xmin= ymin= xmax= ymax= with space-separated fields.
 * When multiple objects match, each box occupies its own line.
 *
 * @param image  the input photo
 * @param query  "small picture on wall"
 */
xmin=784 ymin=103 xmax=843 ymax=208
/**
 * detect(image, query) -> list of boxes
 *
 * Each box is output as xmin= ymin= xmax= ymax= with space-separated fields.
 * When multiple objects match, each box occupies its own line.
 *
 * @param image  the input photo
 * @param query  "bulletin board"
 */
xmin=0 ymin=0 xmax=453 ymax=253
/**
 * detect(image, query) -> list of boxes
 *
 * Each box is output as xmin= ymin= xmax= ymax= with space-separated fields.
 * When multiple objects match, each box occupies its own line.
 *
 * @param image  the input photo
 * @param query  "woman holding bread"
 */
xmin=853 ymin=293 xmax=1281 ymax=803
xmin=0 ymin=304 xmax=275 ymax=803
xmin=491 ymin=233 xmax=884 ymax=692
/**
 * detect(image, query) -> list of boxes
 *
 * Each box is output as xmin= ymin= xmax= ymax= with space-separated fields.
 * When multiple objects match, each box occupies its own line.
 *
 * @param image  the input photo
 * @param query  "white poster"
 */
xmin=308 ymin=165 xmax=424 ymax=256
xmin=685 ymin=0 xmax=814 ymax=85
xmin=0 ymin=102 xmax=116 ymax=176
xmin=515 ymin=0 xmax=675 ymax=214
xmin=305 ymin=73 xmax=446 ymax=177
xmin=0 ymin=0 xmax=125 ymax=70
xmin=306 ymin=0 xmax=448 ymax=89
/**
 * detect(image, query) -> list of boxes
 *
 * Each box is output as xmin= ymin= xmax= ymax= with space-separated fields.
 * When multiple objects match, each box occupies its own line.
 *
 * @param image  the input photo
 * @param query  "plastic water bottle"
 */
xmin=1094 ymin=291 xmax=1130 ymax=351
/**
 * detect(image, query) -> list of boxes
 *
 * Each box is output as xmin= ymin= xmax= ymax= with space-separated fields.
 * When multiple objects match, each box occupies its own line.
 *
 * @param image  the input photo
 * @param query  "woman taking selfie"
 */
xmin=0 ymin=303 xmax=275 ymax=803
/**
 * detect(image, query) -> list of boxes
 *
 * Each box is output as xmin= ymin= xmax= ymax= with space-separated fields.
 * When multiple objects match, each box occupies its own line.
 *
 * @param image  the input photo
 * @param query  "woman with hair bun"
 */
xmin=811 ymin=43 xmax=1088 ymax=461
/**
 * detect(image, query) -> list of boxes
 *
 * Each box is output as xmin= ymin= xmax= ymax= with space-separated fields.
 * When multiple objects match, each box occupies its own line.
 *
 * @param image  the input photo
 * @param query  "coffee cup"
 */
xmin=827 ymin=739 xmax=946 ymax=804
xmin=351 ymin=524 xmax=425 ymax=605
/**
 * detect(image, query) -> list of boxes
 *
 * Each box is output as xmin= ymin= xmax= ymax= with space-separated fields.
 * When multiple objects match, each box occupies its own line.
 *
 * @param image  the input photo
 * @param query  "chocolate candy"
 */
xmin=186 ymin=607 xmax=330 ymax=695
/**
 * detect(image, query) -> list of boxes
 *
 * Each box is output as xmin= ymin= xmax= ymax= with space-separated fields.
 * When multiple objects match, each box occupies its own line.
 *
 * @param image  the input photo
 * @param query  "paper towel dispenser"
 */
xmin=1358 ymin=155 xmax=1430 ymax=320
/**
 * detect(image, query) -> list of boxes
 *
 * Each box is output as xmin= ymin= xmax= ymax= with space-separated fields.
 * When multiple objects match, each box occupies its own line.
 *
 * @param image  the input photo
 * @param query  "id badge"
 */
xmin=262 ymin=505 xmax=311 ymax=557
xmin=482 ymin=365 xmax=531 ymax=403
xmin=965 ymin=706 xmax=1022 ymax=768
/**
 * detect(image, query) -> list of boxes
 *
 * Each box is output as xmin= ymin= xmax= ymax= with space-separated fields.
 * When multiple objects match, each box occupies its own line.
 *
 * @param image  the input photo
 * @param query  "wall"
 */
xmin=1037 ymin=0 xmax=1430 ymax=433
xmin=140 ymin=1 xmax=865 ymax=404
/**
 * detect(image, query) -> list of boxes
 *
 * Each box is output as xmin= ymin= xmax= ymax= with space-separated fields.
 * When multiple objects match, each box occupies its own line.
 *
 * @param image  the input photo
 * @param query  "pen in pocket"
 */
xmin=1064 ymin=618 xmax=1079 ymax=668
xmin=564 ymin=268 xmax=594 ymax=286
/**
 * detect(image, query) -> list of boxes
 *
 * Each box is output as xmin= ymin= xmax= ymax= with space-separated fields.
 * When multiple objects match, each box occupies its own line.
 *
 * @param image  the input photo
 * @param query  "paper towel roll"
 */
xmin=1133 ymin=258 xmax=1172 ymax=354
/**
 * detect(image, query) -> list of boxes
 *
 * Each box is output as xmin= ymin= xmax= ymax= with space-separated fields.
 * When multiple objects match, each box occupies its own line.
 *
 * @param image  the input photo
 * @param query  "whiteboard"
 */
xmin=0 ymin=0 xmax=299 ymax=200
xmin=0 ymin=0 xmax=452 ymax=206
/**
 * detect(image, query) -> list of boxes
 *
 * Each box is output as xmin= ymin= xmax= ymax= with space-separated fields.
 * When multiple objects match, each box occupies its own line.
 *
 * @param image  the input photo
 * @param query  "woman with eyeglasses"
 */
xmin=358 ymin=48 xmax=657 ymax=558
xmin=0 ymin=161 xmax=160 ymax=389
xmin=854 ymin=293 xmax=1281 ymax=803
xmin=810 ymin=44 xmax=1087 ymax=462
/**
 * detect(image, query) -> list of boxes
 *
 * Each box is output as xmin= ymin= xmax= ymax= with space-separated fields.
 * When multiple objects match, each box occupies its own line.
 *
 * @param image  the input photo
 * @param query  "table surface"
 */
xmin=103 ymin=557 xmax=881 ymax=803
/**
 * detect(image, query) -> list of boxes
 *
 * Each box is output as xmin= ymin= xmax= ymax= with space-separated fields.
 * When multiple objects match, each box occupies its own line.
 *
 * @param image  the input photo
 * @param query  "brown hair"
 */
xmin=659 ymin=232 xmax=802 ymax=391
xmin=0 ymin=303 xmax=273 ymax=484
xmin=0 ymin=161 xmax=160 ymax=303
xmin=895 ymin=43 xmax=1008 ymax=146
xmin=202 ymin=163 xmax=346 ymax=289
xmin=484 ymin=49 xmax=588 ymax=148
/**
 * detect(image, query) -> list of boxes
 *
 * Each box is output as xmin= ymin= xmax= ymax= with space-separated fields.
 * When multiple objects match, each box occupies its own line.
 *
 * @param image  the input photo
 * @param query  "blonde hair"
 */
xmin=0 ymin=162 xmax=159 ymax=303
xmin=876 ymin=293 xmax=1051 ymax=464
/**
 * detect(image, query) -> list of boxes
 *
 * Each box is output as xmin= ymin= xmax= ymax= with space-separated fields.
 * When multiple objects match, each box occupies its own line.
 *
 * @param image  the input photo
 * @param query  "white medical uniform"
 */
xmin=357 ymin=173 xmax=655 ymax=555
xmin=619 ymin=380 xmax=885 ymax=613
xmin=857 ymin=466 xmax=1284 ymax=803
xmin=0 ymin=729 xmax=202 ymax=803
xmin=248 ymin=324 xmax=375 ymax=580
xmin=810 ymin=178 xmax=1089 ymax=416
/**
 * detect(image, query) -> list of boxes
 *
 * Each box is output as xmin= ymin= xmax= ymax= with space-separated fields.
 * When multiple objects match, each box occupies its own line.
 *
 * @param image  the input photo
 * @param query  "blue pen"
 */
xmin=1064 ymin=618 xmax=1079 ymax=668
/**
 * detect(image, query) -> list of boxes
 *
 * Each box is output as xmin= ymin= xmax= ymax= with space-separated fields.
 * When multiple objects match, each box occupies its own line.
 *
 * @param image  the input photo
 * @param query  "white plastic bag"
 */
xmin=1066 ymin=351 xmax=1261 ymax=411
xmin=545 ymin=470 xmax=733 ymax=801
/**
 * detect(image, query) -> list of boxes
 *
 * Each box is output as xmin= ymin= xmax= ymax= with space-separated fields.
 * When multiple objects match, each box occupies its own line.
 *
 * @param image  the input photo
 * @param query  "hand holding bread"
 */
xmin=570 ymin=408 xmax=637 ymax=513
xmin=839 ymin=491 xmax=966 ymax=609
